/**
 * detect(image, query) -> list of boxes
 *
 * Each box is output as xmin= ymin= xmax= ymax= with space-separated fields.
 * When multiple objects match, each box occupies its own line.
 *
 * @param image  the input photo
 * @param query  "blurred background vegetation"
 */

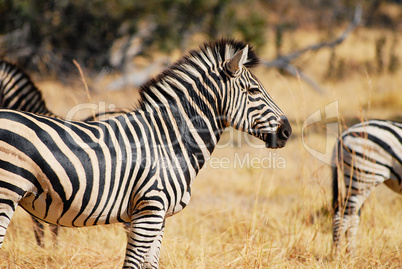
xmin=0 ymin=0 xmax=400 ymax=76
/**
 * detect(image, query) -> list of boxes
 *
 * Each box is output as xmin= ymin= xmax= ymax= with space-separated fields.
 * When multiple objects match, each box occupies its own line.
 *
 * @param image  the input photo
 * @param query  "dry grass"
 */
xmin=1 ymin=28 xmax=401 ymax=268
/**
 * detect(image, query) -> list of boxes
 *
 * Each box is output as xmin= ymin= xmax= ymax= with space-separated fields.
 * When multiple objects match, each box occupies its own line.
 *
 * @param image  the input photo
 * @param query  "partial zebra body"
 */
xmin=9 ymin=113 xmax=191 ymax=224
xmin=0 ymin=60 xmax=54 ymax=116
xmin=0 ymin=110 xmax=193 ymax=227
xmin=0 ymin=59 xmax=60 ymax=247
xmin=0 ymin=59 xmax=131 ymax=247
xmin=332 ymin=119 xmax=402 ymax=255
xmin=0 ymin=59 xmax=128 ymax=121
xmin=0 ymin=39 xmax=291 ymax=268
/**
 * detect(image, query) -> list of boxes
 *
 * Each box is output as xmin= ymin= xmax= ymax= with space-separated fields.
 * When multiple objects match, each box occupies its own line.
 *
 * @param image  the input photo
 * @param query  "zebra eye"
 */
xmin=248 ymin=87 xmax=260 ymax=95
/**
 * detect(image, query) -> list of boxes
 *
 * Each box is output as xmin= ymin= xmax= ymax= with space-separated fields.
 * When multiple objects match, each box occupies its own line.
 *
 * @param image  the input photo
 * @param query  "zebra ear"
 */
xmin=227 ymin=45 xmax=249 ymax=75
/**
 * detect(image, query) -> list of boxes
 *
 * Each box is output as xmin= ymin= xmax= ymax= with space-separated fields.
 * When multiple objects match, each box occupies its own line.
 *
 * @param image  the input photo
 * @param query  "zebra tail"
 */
xmin=332 ymin=164 xmax=339 ymax=212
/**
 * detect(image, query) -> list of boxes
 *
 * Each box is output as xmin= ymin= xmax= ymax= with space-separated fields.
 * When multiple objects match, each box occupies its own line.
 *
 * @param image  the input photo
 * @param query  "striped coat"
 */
xmin=0 ymin=59 xmax=129 ymax=247
xmin=332 ymin=119 xmax=402 ymax=255
xmin=0 ymin=59 xmax=54 ymax=116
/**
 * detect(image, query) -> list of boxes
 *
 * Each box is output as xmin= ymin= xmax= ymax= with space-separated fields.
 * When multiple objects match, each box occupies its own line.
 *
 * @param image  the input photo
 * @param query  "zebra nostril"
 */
xmin=282 ymin=129 xmax=290 ymax=139
xmin=279 ymin=116 xmax=292 ymax=140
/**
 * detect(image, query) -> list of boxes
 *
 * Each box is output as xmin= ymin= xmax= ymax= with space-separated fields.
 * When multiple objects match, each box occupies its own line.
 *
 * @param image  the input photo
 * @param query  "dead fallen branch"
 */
xmin=261 ymin=5 xmax=362 ymax=94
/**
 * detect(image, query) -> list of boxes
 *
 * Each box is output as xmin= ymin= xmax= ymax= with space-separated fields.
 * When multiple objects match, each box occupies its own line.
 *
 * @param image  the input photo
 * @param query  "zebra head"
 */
xmin=220 ymin=41 xmax=291 ymax=148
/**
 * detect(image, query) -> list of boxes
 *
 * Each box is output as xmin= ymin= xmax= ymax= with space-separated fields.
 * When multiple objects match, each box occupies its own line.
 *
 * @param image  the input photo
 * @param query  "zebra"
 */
xmin=0 ymin=59 xmax=129 ymax=121
xmin=0 ymin=39 xmax=291 ymax=268
xmin=0 ymin=59 xmax=130 ymax=247
xmin=332 ymin=119 xmax=402 ymax=255
xmin=0 ymin=59 xmax=55 ymax=117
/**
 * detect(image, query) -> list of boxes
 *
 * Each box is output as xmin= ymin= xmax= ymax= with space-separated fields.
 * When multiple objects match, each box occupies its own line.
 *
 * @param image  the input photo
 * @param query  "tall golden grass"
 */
xmin=0 ymin=28 xmax=401 ymax=268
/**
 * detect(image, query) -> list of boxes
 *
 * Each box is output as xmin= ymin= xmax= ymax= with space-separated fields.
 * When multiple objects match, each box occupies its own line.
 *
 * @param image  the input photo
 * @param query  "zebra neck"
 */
xmin=137 ymin=59 xmax=229 ymax=172
xmin=139 ymin=102 xmax=224 ymax=168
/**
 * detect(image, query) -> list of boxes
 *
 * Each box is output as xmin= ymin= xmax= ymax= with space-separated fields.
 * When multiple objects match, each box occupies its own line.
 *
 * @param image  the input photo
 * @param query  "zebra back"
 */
xmin=82 ymin=108 xmax=133 ymax=121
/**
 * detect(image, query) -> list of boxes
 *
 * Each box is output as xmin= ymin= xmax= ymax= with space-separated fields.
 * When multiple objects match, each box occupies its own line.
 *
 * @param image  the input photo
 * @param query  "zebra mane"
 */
xmin=194 ymin=39 xmax=259 ymax=69
xmin=137 ymin=39 xmax=259 ymax=110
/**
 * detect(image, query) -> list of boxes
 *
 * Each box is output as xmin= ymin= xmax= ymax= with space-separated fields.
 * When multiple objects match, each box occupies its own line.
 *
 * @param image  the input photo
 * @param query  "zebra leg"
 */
xmin=332 ymin=206 xmax=344 ymax=256
xmin=123 ymin=208 xmax=166 ymax=268
xmin=333 ymin=185 xmax=374 ymax=256
xmin=32 ymin=217 xmax=45 ymax=247
xmin=143 ymin=221 xmax=165 ymax=269
xmin=345 ymin=214 xmax=360 ymax=254
xmin=50 ymin=224 xmax=59 ymax=248
xmin=0 ymin=197 xmax=19 ymax=249
xmin=333 ymin=209 xmax=361 ymax=257
xmin=333 ymin=196 xmax=364 ymax=257
xmin=32 ymin=217 xmax=59 ymax=248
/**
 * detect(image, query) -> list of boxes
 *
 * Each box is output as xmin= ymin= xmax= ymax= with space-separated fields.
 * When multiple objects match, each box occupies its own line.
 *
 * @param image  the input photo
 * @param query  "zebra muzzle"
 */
xmin=264 ymin=116 xmax=292 ymax=149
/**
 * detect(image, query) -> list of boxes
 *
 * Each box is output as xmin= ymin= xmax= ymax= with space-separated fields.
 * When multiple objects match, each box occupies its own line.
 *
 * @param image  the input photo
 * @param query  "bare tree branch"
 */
xmin=261 ymin=5 xmax=362 ymax=94
xmin=283 ymin=64 xmax=325 ymax=94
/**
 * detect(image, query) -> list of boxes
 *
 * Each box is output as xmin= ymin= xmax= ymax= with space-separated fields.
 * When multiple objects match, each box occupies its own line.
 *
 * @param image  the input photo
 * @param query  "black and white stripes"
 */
xmin=332 ymin=119 xmax=402 ymax=255
xmin=0 ymin=59 xmax=60 ymax=247
xmin=0 ymin=39 xmax=291 ymax=268
xmin=0 ymin=60 xmax=54 ymax=117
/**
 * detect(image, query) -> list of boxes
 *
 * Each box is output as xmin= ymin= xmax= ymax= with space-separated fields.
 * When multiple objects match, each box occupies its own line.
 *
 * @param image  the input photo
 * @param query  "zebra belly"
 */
xmin=19 ymin=190 xmax=130 ymax=227
xmin=19 ymin=191 xmax=64 ymax=225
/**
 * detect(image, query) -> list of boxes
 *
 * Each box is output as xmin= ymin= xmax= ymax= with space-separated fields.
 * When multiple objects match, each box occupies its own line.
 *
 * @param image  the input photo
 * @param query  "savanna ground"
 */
xmin=0 ymin=27 xmax=401 ymax=268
